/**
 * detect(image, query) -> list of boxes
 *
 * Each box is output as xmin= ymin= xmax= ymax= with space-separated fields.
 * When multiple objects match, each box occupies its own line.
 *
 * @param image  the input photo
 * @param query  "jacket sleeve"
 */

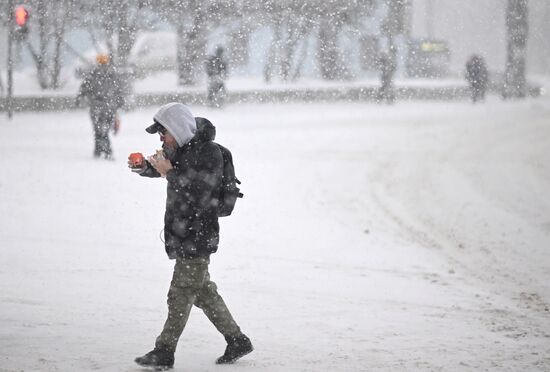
xmin=166 ymin=143 xmax=223 ymax=209
xmin=138 ymin=160 xmax=162 ymax=178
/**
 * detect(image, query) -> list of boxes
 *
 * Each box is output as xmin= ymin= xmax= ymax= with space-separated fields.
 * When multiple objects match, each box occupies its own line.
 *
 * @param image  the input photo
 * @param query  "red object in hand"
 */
xmin=128 ymin=152 xmax=145 ymax=167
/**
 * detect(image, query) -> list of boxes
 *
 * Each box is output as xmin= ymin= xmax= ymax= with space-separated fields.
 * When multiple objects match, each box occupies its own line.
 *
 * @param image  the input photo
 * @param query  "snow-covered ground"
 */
xmin=1 ymin=97 xmax=549 ymax=371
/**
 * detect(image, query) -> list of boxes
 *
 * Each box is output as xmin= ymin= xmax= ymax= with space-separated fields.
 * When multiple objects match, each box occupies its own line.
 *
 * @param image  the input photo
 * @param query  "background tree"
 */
xmin=148 ymin=0 xmax=209 ymax=86
xmin=503 ymin=0 xmax=528 ymax=99
xmin=15 ymin=0 xmax=145 ymax=90
xmin=380 ymin=0 xmax=407 ymax=73
xmin=262 ymin=0 xmax=375 ymax=83
xmin=24 ymin=0 xmax=77 ymax=89
xmin=78 ymin=0 xmax=143 ymax=68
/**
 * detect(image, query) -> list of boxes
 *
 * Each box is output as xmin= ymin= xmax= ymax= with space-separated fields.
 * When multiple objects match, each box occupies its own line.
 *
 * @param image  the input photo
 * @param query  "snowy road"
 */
xmin=1 ymin=99 xmax=549 ymax=371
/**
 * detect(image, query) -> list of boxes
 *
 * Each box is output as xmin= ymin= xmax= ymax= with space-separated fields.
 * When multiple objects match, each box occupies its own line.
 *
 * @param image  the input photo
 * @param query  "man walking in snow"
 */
xmin=205 ymin=46 xmax=228 ymax=108
xmin=76 ymin=54 xmax=124 ymax=159
xmin=129 ymin=103 xmax=252 ymax=369
xmin=377 ymin=52 xmax=396 ymax=104
xmin=465 ymin=54 xmax=489 ymax=103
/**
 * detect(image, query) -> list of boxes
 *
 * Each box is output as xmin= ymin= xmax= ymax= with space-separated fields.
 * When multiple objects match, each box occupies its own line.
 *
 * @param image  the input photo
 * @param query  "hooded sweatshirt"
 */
xmin=153 ymin=103 xmax=197 ymax=147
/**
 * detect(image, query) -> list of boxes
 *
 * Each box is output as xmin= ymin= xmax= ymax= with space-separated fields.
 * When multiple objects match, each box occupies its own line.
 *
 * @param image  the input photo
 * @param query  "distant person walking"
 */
xmin=130 ymin=103 xmax=252 ymax=369
xmin=465 ymin=55 xmax=489 ymax=103
xmin=377 ymin=53 xmax=396 ymax=104
xmin=205 ymin=46 xmax=228 ymax=108
xmin=76 ymin=54 xmax=125 ymax=159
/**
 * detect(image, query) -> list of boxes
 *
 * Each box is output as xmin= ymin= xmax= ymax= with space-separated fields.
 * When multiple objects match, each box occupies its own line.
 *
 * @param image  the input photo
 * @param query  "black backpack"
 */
xmin=216 ymin=143 xmax=243 ymax=217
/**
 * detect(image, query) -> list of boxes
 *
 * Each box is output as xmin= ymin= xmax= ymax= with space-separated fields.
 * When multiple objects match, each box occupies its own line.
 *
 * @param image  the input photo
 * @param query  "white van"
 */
xmin=129 ymin=31 xmax=177 ymax=77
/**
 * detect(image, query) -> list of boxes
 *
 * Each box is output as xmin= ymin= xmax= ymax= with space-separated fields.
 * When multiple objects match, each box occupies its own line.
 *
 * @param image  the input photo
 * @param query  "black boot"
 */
xmin=216 ymin=334 xmax=253 ymax=364
xmin=135 ymin=348 xmax=174 ymax=369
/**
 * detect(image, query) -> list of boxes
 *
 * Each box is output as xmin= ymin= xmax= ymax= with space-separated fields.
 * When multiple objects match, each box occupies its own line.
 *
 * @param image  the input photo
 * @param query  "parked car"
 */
xmin=128 ymin=31 xmax=177 ymax=78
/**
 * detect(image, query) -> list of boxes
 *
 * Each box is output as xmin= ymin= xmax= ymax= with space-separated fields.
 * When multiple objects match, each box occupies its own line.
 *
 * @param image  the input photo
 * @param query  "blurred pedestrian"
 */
xmin=205 ymin=46 xmax=228 ymax=108
xmin=465 ymin=55 xmax=489 ymax=103
xmin=377 ymin=52 xmax=396 ymax=104
xmin=130 ymin=103 xmax=252 ymax=369
xmin=76 ymin=54 xmax=125 ymax=159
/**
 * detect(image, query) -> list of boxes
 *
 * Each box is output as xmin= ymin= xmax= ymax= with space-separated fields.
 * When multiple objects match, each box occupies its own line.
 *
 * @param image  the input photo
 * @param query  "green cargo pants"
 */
xmin=155 ymin=257 xmax=241 ymax=352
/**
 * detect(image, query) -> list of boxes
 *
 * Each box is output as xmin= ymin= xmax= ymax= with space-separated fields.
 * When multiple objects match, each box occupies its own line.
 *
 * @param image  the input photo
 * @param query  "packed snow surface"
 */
xmin=1 ymin=98 xmax=549 ymax=371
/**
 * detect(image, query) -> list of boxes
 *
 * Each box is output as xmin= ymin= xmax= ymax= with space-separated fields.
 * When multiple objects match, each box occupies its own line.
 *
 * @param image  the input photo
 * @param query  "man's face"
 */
xmin=159 ymin=129 xmax=178 ymax=149
xmin=159 ymin=128 xmax=178 ymax=157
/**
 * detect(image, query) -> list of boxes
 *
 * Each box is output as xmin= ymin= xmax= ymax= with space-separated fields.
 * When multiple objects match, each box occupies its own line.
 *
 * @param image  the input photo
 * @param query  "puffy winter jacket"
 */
xmin=140 ymin=119 xmax=223 ymax=259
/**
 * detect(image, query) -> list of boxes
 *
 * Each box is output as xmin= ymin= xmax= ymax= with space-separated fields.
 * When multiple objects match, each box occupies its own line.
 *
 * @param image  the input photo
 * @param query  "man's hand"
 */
xmin=148 ymin=153 xmax=173 ymax=177
xmin=128 ymin=160 xmax=146 ymax=173
xmin=128 ymin=152 xmax=146 ymax=173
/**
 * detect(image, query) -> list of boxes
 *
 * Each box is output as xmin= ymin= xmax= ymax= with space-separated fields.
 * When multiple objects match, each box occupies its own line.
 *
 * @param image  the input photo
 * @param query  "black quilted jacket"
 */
xmin=140 ymin=119 xmax=223 ymax=259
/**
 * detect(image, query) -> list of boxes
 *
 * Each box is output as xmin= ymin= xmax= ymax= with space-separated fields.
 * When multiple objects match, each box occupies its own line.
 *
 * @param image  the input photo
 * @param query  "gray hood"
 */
xmin=152 ymin=103 xmax=197 ymax=147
